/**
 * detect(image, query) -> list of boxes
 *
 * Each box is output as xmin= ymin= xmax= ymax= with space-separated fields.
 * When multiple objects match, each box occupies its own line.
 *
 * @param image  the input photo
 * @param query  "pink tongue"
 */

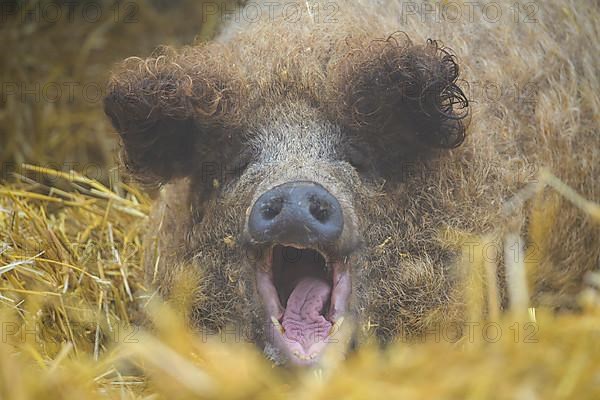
xmin=281 ymin=277 xmax=332 ymax=351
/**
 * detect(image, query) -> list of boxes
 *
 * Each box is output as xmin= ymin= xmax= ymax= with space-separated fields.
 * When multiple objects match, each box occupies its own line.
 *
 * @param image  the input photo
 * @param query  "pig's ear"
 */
xmin=104 ymin=47 xmax=242 ymax=184
xmin=328 ymin=33 xmax=469 ymax=152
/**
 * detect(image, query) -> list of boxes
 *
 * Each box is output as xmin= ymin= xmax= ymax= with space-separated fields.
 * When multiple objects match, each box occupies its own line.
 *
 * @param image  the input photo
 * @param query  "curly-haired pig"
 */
xmin=104 ymin=0 xmax=600 ymax=366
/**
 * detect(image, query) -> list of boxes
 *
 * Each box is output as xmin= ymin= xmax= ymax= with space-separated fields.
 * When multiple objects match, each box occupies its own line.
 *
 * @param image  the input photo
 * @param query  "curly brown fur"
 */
xmin=104 ymin=0 xmax=600 ymax=364
xmin=104 ymin=46 xmax=245 ymax=184
xmin=327 ymin=34 xmax=468 ymax=148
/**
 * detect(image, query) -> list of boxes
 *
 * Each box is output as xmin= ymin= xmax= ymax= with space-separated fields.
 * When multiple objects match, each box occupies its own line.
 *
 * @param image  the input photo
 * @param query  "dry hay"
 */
xmin=0 ymin=0 xmax=232 ymax=179
xmin=0 ymin=165 xmax=599 ymax=399
xmin=2 ymin=0 xmax=600 ymax=398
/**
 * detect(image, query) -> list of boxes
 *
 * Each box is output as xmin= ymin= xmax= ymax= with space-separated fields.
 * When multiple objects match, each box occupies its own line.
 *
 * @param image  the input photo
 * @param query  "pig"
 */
xmin=103 ymin=0 xmax=600 ymax=366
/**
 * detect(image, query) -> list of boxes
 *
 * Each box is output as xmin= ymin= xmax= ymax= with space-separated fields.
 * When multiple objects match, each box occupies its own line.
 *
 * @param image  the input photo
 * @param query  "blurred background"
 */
xmin=0 ymin=0 xmax=237 ymax=184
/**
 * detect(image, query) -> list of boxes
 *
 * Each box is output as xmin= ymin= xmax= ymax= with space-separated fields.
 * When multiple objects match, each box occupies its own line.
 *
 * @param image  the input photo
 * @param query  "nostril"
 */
xmin=260 ymin=197 xmax=283 ymax=220
xmin=308 ymin=195 xmax=331 ymax=223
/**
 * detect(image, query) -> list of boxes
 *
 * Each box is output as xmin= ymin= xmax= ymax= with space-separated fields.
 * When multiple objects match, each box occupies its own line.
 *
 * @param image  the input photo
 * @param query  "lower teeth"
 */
xmin=270 ymin=316 xmax=285 ymax=334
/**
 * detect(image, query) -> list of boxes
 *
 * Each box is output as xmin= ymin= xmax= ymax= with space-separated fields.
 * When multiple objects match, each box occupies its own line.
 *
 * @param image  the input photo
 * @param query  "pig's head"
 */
xmin=104 ymin=31 xmax=469 ymax=366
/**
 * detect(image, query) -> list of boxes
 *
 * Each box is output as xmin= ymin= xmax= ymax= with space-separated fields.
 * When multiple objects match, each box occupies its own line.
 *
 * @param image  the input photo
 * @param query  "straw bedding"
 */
xmin=1 ymin=1 xmax=599 ymax=398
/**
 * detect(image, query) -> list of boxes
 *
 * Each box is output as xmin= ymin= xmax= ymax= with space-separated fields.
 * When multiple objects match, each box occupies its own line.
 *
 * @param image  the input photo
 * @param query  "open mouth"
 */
xmin=256 ymin=244 xmax=351 ymax=365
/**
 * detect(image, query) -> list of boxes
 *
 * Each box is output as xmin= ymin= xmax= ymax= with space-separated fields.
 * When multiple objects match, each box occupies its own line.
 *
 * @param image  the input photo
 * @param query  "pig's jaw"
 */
xmin=256 ymin=244 xmax=351 ymax=366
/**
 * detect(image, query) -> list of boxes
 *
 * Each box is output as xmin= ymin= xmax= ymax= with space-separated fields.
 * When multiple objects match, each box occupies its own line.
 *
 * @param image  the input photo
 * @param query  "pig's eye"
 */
xmin=346 ymin=143 xmax=371 ymax=172
xmin=227 ymin=148 xmax=254 ymax=177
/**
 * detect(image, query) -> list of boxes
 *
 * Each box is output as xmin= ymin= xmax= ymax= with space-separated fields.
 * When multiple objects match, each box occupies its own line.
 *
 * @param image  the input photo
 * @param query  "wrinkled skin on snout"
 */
xmin=103 ymin=16 xmax=472 ymax=365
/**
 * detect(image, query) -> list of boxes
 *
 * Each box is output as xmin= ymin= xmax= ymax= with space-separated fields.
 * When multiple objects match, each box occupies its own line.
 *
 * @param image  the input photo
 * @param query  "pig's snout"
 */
xmin=248 ymin=181 xmax=344 ymax=246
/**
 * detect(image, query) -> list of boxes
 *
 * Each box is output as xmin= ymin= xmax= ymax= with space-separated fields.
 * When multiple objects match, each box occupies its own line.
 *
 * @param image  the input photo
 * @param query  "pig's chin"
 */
xmin=256 ymin=244 xmax=351 ymax=366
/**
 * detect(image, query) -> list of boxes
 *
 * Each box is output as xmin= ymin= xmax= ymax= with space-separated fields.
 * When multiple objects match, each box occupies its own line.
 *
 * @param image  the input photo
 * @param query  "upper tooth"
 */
xmin=329 ymin=316 xmax=345 ymax=336
xmin=271 ymin=316 xmax=285 ymax=334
